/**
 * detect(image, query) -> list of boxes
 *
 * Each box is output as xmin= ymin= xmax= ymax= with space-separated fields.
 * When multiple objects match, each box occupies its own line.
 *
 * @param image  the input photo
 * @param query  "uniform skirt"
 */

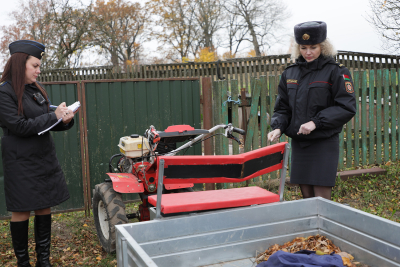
xmin=290 ymin=134 xmax=339 ymax=187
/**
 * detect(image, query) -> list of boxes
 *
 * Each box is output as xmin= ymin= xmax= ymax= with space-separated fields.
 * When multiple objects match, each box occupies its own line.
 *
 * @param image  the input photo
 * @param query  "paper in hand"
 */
xmin=38 ymin=101 xmax=80 ymax=135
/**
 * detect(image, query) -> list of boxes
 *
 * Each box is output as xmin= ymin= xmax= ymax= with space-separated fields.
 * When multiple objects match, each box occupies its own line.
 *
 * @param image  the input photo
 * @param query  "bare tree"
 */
xmin=0 ymin=0 xmax=53 ymax=68
xmin=367 ymin=0 xmax=400 ymax=53
xmin=91 ymin=0 xmax=149 ymax=69
xmin=224 ymin=0 xmax=289 ymax=57
xmin=222 ymin=10 xmax=249 ymax=57
xmin=47 ymin=0 xmax=94 ymax=68
xmin=149 ymin=0 xmax=201 ymax=62
xmin=0 ymin=0 xmax=93 ymax=69
xmin=149 ymin=0 xmax=227 ymax=62
xmin=192 ymin=0 xmax=224 ymax=49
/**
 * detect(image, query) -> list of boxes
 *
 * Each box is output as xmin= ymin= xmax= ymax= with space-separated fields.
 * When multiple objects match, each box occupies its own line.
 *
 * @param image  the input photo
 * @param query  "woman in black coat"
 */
xmin=0 ymin=40 xmax=78 ymax=267
xmin=268 ymin=21 xmax=356 ymax=200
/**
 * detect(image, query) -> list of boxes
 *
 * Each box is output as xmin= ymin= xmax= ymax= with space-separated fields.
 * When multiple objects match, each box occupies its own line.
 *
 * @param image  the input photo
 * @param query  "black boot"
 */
xmin=34 ymin=214 xmax=52 ymax=267
xmin=10 ymin=219 xmax=32 ymax=267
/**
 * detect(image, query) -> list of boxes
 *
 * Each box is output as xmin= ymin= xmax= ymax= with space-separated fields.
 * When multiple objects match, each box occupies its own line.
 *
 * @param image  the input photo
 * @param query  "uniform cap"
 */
xmin=294 ymin=21 xmax=327 ymax=45
xmin=9 ymin=40 xmax=45 ymax=59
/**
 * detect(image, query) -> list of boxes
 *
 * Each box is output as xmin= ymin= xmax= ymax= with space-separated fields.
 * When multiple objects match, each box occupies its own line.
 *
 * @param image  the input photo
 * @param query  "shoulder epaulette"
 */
xmin=0 ymin=81 xmax=7 ymax=86
xmin=285 ymin=63 xmax=298 ymax=70
xmin=328 ymin=61 xmax=346 ymax=68
xmin=335 ymin=62 xmax=345 ymax=68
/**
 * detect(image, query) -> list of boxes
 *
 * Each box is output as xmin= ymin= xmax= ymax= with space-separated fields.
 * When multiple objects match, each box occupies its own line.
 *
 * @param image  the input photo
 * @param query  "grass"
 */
xmin=283 ymin=162 xmax=400 ymax=223
xmin=0 ymin=162 xmax=399 ymax=266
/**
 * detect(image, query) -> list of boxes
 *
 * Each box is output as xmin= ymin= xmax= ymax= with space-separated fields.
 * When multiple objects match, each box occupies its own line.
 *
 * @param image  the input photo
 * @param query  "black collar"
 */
xmin=296 ymin=55 xmax=333 ymax=70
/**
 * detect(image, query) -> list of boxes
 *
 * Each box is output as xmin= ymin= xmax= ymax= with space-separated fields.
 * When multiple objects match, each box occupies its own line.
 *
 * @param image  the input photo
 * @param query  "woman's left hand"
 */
xmin=62 ymin=107 xmax=80 ymax=124
xmin=297 ymin=121 xmax=316 ymax=135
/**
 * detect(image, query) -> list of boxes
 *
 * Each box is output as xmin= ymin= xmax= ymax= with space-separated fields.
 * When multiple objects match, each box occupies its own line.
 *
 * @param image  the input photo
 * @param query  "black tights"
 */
xmin=300 ymin=184 xmax=332 ymax=200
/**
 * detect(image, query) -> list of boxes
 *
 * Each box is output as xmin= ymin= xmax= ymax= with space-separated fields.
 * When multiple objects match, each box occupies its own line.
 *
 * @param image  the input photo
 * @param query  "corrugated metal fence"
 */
xmin=83 ymin=79 xmax=202 ymax=209
xmin=0 ymin=78 xmax=201 ymax=218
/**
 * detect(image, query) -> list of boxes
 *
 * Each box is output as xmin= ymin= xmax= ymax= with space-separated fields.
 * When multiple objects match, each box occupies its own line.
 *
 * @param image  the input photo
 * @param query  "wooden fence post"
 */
xmin=220 ymin=80 xmax=230 ymax=189
xmin=368 ymin=69 xmax=375 ymax=165
xmin=390 ymin=68 xmax=397 ymax=161
xmin=251 ymin=78 xmax=260 ymax=153
xmin=260 ymin=76 xmax=268 ymax=181
xmin=213 ymin=81 xmax=224 ymax=190
xmin=376 ymin=69 xmax=382 ymax=164
xmin=244 ymin=80 xmax=261 ymax=152
xmin=231 ymin=80 xmax=240 ymax=155
xmin=383 ymin=69 xmax=390 ymax=162
xmin=354 ymin=71 xmax=360 ymax=167
xmin=244 ymin=78 xmax=261 ymax=184
xmin=202 ymin=77 xmax=215 ymax=191
xmin=240 ymin=88 xmax=247 ymax=145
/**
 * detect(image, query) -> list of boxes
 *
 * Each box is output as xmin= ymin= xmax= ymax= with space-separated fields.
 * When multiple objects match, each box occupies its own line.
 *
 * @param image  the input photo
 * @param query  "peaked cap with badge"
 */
xmin=9 ymin=40 xmax=45 ymax=59
xmin=294 ymin=21 xmax=327 ymax=45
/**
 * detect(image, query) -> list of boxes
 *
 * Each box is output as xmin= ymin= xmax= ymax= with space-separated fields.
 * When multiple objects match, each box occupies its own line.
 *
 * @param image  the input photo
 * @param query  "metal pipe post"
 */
xmin=155 ymin=159 xmax=165 ymax=219
xmin=279 ymin=143 xmax=290 ymax=202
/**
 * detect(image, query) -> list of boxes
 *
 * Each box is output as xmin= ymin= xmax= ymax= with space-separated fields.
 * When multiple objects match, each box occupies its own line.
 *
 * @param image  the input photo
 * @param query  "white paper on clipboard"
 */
xmin=38 ymin=101 xmax=80 ymax=135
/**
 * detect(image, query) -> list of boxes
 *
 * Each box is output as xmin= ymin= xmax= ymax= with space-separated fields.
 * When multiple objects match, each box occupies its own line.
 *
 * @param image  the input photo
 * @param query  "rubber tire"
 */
xmin=93 ymin=182 xmax=128 ymax=253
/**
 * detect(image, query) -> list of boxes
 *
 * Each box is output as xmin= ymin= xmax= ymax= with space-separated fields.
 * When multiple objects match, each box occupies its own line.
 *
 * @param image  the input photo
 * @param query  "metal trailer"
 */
xmin=115 ymin=197 xmax=400 ymax=267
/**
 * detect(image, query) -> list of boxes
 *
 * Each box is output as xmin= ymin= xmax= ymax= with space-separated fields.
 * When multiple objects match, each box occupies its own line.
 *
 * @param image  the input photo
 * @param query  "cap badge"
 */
xmin=302 ymin=33 xmax=310 ymax=40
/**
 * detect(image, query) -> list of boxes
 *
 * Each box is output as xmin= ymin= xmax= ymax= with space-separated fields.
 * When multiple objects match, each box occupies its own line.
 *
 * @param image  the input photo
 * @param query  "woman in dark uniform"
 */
xmin=0 ymin=40 xmax=78 ymax=267
xmin=268 ymin=21 xmax=356 ymax=200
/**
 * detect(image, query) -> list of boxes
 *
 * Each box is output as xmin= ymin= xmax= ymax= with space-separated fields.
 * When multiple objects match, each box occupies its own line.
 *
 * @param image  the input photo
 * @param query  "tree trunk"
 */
xmin=247 ymin=20 xmax=261 ymax=57
xmin=111 ymin=50 xmax=119 ymax=68
xmin=204 ymin=32 xmax=213 ymax=48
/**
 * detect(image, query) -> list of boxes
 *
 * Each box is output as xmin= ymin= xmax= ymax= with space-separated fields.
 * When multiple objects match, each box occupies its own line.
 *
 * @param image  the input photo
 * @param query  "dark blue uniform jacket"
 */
xmin=270 ymin=55 xmax=356 ymax=141
xmin=0 ymin=81 xmax=73 ymax=212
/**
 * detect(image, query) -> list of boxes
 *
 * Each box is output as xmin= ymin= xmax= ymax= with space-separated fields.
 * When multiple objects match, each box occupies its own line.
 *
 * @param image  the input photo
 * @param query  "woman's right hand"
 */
xmin=268 ymin=129 xmax=281 ymax=142
xmin=54 ymin=102 xmax=70 ymax=120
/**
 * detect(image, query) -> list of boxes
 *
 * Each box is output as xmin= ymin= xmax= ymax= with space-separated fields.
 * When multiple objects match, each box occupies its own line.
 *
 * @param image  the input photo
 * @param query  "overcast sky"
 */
xmin=282 ymin=0 xmax=384 ymax=54
xmin=0 ymin=0 xmax=388 ymax=60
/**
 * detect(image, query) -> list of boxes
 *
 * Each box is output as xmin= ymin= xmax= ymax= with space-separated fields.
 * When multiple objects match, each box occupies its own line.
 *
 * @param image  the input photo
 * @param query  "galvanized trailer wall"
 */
xmin=115 ymin=198 xmax=400 ymax=267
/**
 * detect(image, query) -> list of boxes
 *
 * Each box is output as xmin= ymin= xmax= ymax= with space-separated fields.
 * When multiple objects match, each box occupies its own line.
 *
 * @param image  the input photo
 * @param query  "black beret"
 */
xmin=9 ymin=40 xmax=45 ymax=59
xmin=294 ymin=21 xmax=327 ymax=45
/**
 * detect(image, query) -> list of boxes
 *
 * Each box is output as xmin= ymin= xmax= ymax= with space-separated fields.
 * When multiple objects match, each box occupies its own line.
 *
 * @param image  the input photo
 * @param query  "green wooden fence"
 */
xmin=2 ymin=51 xmax=399 ymax=89
xmin=212 ymin=68 xmax=400 ymax=185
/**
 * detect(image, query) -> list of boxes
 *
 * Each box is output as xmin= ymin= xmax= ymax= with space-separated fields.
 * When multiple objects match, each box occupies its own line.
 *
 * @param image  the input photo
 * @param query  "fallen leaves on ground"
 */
xmin=256 ymin=235 xmax=370 ymax=267
xmin=0 ymin=213 xmax=117 ymax=267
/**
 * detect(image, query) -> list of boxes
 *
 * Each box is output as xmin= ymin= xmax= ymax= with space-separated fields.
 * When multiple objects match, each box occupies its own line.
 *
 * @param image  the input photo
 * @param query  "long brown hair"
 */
xmin=0 ymin=53 xmax=48 ymax=115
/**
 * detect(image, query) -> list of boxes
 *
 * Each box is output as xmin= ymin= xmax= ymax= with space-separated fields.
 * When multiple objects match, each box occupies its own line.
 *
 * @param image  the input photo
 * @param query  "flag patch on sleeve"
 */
xmin=343 ymin=74 xmax=350 ymax=81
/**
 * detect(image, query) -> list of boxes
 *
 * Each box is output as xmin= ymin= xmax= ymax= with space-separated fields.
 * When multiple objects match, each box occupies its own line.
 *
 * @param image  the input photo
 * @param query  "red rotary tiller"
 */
xmin=92 ymin=124 xmax=289 ymax=253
